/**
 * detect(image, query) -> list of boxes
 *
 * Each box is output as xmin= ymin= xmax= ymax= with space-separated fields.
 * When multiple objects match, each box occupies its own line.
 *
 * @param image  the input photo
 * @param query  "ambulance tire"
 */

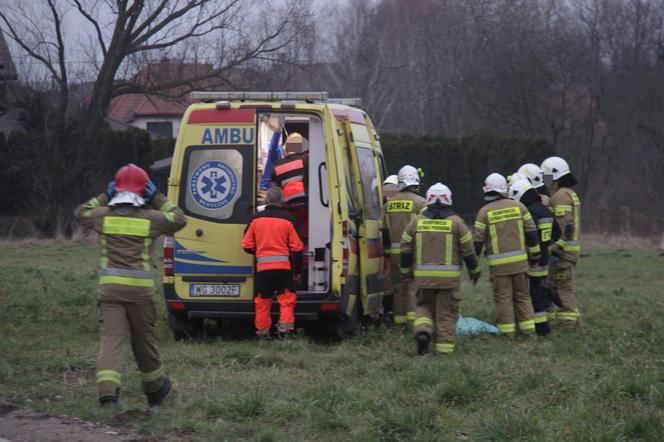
xmin=168 ymin=313 xmax=203 ymax=341
xmin=324 ymin=298 xmax=361 ymax=338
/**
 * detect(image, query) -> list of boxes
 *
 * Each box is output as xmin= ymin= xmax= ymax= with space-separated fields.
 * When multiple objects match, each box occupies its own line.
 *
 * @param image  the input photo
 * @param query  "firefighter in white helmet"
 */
xmin=381 ymin=174 xmax=400 ymax=313
xmin=474 ymin=173 xmax=540 ymax=337
xmin=518 ymin=163 xmax=551 ymax=207
xmin=400 ymin=183 xmax=480 ymax=354
xmin=509 ymin=178 xmax=561 ymax=335
xmin=540 ymin=156 xmax=581 ymax=327
xmin=383 ymin=175 xmax=399 ymax=200
xmin=382 ymin=165 xmax=427 ymax=325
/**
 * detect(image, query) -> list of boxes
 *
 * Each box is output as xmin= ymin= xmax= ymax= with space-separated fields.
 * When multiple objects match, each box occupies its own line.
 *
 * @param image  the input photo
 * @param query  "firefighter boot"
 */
xmin=416 ymin=332 xmax=431 ymax=355
xmin=535 ymin=321 xmax=551 ymax=336
xmin=146 ymin=377 xmax=171 ymax=407
xmin=99 ymin=387 xmax=120 ymax=408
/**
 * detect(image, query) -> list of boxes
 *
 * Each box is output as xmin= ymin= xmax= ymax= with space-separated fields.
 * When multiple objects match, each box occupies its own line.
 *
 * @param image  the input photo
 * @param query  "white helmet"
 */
xmin=541 ymin=156 xmax=571 ymax=181
xmin=518 ymin=163 xmax=544 ymax=188
xmin=398 ymin=165 xmax=420 ymax=189
xmin=509 ymin=178 xmax=533 ymax=202
xmin=483 ymin=173 xmax=508 ymax=196
xmin=426 ymin=182 xmax=452 ymax=206
xmin=508 ymin=172 xmax=527 ymax=184
xmin=108 ymin=191 xmax=145 ymax=207
xmin=383 ymin=174 xmax=399 ymax=186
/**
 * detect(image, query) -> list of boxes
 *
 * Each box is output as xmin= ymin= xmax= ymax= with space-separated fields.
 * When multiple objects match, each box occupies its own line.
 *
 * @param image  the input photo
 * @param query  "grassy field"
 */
xmin=1 ymin=240 xmax=664 ymax=441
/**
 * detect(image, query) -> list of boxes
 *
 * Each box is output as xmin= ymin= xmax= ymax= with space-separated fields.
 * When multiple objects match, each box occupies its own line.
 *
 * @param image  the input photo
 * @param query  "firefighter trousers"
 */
xmin=393 ymin=277 xmax=416 ymax=324
xmin=413 ymin=288 xmax=460 ymax=354
xmin=548 ymin=259 xmax=579 ymax=324
xmin=96 ymin=285 xmax=164 ymax=398
xmin=529 ymin=275 xmax=551 ymax=328
xmin=490 ymin=272 xmax=535 ymax=336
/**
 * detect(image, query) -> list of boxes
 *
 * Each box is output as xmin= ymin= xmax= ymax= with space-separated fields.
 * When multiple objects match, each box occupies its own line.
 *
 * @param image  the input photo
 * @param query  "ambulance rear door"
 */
xmin=171 ymin=107 xmax=256 ymax=302
xmin=340 ymin=109 xmax=384 ymax=314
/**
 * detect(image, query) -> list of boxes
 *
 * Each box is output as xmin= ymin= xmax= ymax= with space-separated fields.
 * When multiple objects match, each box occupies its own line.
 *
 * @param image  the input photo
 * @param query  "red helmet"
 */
xmin=115 ymin=163 xmax=148 ymax=196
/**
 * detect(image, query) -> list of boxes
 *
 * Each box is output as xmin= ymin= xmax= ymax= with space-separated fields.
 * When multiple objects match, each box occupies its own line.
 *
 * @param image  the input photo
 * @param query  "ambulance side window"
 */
xmin=181 ymin=146 xmax=253 ymax=223
xmin=343 ymin=145 xmax=360 ymax=217
xmin=356 ymin=147 xmax=382 ymax=220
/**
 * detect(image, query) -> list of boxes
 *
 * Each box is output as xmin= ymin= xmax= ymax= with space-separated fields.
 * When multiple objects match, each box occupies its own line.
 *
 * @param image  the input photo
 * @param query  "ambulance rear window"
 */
xmin=181 ymin=146 xmax=254 ymax=223
xmin=356 ymin=147 xmax=382 ymax=220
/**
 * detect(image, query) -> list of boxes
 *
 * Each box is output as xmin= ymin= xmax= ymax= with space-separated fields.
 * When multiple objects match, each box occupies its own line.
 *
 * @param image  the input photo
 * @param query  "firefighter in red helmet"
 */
xmin=75 ymin=164 xmax=187 ymax=407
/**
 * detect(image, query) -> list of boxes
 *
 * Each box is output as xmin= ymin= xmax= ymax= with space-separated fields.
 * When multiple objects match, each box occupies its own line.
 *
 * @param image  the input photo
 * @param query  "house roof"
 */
xmin=108 ymin=59 xmax=231 ymax=123
xmin=0 ymin=33 xmax=18 ymax=81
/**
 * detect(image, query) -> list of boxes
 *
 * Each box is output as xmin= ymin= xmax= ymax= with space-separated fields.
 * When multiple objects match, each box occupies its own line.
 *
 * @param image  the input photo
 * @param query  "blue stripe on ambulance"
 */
xmin=174 ymin=260 xmax=253 ymax=275
xmin=174 ymin=240 xmax=227 ymax=263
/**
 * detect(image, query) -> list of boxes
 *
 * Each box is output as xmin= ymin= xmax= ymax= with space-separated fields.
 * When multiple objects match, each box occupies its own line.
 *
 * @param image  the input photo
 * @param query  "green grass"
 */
xmin=2 ymin=241 xmax=664 ymax=441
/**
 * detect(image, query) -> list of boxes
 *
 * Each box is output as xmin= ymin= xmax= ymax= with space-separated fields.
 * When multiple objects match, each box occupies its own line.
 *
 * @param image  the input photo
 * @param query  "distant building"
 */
xmin=107 ymin=59 xmax=231 ymax=138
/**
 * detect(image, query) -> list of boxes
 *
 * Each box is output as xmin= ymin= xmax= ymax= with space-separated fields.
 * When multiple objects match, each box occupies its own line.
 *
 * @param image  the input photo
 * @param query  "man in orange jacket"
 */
xmin=242 ymin=187 xmax=304 ymax=337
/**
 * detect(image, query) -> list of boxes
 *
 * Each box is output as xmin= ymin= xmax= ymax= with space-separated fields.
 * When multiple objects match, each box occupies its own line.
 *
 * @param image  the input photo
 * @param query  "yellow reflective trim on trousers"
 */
xmin=96 ymin=369 xmax=122 ymax=385
xmin=557 ymin=311 xmax=580 ymax=321
xmin=407 ymin=311 xmax=416 ymax=321
xmin=445 ymin=233 xmax=453 ymax=265
xmin=435 ymin=343 xmax=455 ymax=353
xmin=100 ymin=235 xmax=108 ymax=269
xmin=487 ymin=253 xmax=527 ymax=266
xmin=99 ymin=275 xmax=155 ymax=287
xmin=527 ymin=269 xmax=548 ymax=277
xmin=414 ymin=317 xmax=434 ymax=328
xmin=489 ymin=224 xmax=499 ymax=255
xmin=394 ymin=315 xmax=408 ymax=324
xmin=414 ymin=270 xmax=462 ymax=277
xmin=460 ymin=232 xmax=472 ymax=244
xmin=142 ymin=238 xmax=152 ymax=272
xmin=497 ymin=323 xmax=515 ymax=333
xmin=534 ymin=315 xmax=548 ymax=324
xmin=519 ymin=320 xmax=535 ymax=330
xmin=141 ymin=366 xmax=164 ymax=383
xmin=102 ymin=216 xmax=150 ymax=237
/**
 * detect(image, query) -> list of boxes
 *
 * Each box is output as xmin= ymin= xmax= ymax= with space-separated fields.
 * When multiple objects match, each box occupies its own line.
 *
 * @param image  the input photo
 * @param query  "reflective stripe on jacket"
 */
xmin=400 ymin=210 xmax=477 ymax=289
xmin=474 ymin=198 xmax=539 ymax=276
xmin=74 ymin=193 xmax=187 ymax=288
xmin=550 ymin=187 xmax=581 ymax=263
xmin=272 ymin=153 xmax=308 ymax=205
xmin=383 ymin=190 xmax=427 ymax=255
xmin=242 ymin=206 xmax=304 ymax=272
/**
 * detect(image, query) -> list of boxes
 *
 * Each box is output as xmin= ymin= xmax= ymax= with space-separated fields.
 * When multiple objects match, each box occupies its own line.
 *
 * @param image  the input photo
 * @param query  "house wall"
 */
xmin=131 ymin=116 xmax=182 ymax=138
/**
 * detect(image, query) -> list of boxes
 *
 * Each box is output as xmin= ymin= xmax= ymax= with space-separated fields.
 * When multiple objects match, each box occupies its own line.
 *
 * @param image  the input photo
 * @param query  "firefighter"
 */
xmin=400 ymin=183 xmax=481 ymax=354
xmin=541 ymin=156 xmax=581 ymax=326
xmin=509 ymin=179 xmax=561 ymax=335
xmin=518 ymin=163 xmax=551 ymax=207
xmin=383 ymin=175 xmax=399 ymax=201
xmin=271 ymin=132 xmax=309 ymax=288
xmin=74 ymin=164 xmax=187 ymax=408
xmin=242 ymin=187 xmax=304 ymax=338
xmin=382 ymin=165 xmax=427 ymax=325
xmin=474 ymin=173 xmax=541 ymax=337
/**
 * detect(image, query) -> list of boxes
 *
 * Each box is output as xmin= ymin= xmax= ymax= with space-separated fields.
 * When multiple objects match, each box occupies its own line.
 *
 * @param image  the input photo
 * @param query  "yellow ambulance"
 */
xmin=162 ymin=92 xmax=387 ymax=338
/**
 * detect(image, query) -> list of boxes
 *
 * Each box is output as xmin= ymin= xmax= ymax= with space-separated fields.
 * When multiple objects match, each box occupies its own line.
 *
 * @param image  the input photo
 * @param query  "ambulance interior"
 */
xmin=256 ymin=113 xmax=330 ymax=295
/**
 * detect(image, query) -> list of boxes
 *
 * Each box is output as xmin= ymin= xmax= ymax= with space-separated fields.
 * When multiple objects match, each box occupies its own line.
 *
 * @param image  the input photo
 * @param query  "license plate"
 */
xmin=189 ymin=284 xmax=240 ymax=297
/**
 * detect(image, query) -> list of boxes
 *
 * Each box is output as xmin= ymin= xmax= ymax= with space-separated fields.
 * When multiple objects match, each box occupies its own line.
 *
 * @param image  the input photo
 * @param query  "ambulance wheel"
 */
xmin=324 ymin=298 xmax=361 ymax=338
xmin=168 ymin=313 xmax=203 ymax=341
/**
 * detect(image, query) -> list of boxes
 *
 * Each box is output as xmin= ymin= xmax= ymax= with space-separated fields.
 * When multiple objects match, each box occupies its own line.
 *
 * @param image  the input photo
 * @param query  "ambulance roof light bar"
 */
xmin=191 ymin=91 xmax=329 ymax=102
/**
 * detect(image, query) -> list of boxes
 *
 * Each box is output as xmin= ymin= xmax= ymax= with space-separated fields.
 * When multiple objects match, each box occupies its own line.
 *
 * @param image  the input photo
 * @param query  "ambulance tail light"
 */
xmin=167 ymin=301 xmax=185 ymax=311
xmin=163 ymin=236 xmax=174 ymax=277
xmin=320 ymin=303 xmax=339 ymax=312
xmin=341 ymin=221 xmax=349 ymax=277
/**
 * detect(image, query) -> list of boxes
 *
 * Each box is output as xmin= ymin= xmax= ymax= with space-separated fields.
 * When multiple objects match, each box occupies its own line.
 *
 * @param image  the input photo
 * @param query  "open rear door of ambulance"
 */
xmin=342 ymin=112 xmax=384 ymax=315
xmin=171 ymin=107 xmax=256 ymax=311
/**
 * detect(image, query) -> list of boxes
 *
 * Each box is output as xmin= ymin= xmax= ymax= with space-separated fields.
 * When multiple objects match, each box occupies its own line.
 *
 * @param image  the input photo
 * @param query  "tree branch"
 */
xmin=72 ymin=0 xmax=108 ymax=56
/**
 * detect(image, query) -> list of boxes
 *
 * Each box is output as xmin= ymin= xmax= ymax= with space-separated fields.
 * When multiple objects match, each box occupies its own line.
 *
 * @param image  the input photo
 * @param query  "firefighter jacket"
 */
xmin=473 ymin=198 xmax=540 ymax=276
xmin=549 ymin=186 xmax=581 ymax=263
xmin=523 ymin=200 xmax=561 ymax=277
xmin=383 ymin=190 xmax=427 ymax=256
xmin=272 ymin=153 xmax=308 ymax=206
xmin=540 ymin=193 xmax=551 ymax=208
xmin=74 ymin=193 xmax=187 ymax=289
xmin=399 ymin=208 xmax=480 ymax=289
xmin=242 ymin=205 xmax=304 ymax=272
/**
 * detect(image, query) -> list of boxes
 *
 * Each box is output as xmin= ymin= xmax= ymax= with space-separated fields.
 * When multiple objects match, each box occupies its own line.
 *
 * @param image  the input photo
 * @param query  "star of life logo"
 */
xmin=190 ymin=161 xmax=238 ymax=209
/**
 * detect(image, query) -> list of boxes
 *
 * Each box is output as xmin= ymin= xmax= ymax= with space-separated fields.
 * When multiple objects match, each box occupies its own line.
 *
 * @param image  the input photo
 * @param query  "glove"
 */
xmin=105 ymin=181 xmax=116 ymax=199
xmin=144 ymin=179 xmax=157 ymax=202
